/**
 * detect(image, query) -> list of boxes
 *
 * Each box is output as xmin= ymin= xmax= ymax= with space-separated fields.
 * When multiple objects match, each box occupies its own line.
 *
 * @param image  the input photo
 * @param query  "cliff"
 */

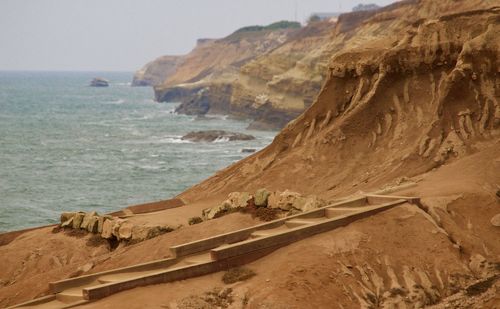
xmin=132 ymin=55 xmax=184 ymax=87
xmin=179 ymin=0 xmax=499 ymax=203
xmin=152 ymin=22 xmax=303 ymax=123
xmin=150 ymin=0 xmax=500 ymax=131
xmin=154 ymin=20 xmax=335 ymax=130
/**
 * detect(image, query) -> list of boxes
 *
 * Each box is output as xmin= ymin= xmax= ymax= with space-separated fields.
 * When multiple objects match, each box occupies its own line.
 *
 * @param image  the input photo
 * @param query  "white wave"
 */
xmin=160 ymin=137 xmax=192 ymax=144
xmin=136 ymin=164 xmax=162 ymax=171
xmin=103 ymin=99 xmax=125 ymax=105
xmin=213 ymin=136 xmax=230 ymax=143
xmin=203 ymin=114 xmax=229 ymax=120
xmin=114 ymin=82 xmax=131 ymax=86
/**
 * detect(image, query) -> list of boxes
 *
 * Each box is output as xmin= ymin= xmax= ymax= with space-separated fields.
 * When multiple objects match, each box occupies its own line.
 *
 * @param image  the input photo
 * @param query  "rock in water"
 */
xmin=241 ymin=148 xmax=256 ymax=153
xmin=90 ymin=78 xmax=109 ymax=87
xmin=181 ymin=130 xmax=255 ymax=142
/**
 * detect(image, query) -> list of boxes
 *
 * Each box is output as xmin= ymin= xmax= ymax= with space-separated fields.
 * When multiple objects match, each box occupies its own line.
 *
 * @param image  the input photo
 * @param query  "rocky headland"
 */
xmin=132 ymin=55 xmax=184 ymax=87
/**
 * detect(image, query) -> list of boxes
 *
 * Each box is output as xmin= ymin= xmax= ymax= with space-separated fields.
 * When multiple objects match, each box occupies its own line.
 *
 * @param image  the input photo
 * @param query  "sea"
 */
xmin=0 ymin=71 xmax=276 ymax=232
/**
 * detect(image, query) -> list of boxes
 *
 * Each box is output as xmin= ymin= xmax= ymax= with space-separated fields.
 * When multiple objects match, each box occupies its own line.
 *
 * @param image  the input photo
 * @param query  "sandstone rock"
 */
xmin=227 ymin=192 xmax=252 ymax=208
xmin=268 ymin=190 xmax=302 ymax=211
xmin=181 ymin=130 xmax=255 ymax=142
xmin=118 ymin=220 xmax=134 ymax=240
xmin=60 ymin=212 xmax=76 ymax=224
xmin=203 ymin=201 xmax=232 ymax=220
xmin=111 ymin=219 xmax=126 ymax=240
xmin=61 ymin=217 xmax=73 ymax=228
xmin=81 ymin=211 xmax=98 ymax=230
xmin=203 ymin=192 xmax=252 ymax=220
xmin=294 ymin=195 xmax=326 ymax=212
xmin=86 ymin=216 xmax=99 ymax=233
xmin=72 ymin=212 xmax=85 ymax=229
xmin=254 ymin=188 xmax=270 ymax=207
xmin=131 ymin=225 xmax=173 ymax=242
xmin=101 ymin=219 xmax=115 ymax=239
xmin=490 ymin=214 xmax=500 ymax=227
xmin=97 ymin=216 xmax=105 ymax=233
xmin=268 ymin=190 xmax=325 ymax=212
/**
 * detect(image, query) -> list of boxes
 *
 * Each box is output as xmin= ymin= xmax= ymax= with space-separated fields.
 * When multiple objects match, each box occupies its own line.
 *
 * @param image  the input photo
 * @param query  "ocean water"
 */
xmin=0 ymin=71 xmax=276 ymax=232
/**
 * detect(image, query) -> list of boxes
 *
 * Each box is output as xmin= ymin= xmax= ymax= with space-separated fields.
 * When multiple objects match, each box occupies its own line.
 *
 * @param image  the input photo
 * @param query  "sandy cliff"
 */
xmin=179 ymin=0 xmax=500 ymax=201
xmin=132 ymin=55 xmax=184 ymax=87
xmin=152 ymin=0 xmax=500 ymax=131
xmin=152 ymin=22 xmax=301 ymax=117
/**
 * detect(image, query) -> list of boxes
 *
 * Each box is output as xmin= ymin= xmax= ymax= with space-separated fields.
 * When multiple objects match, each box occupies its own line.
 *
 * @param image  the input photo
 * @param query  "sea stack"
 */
xmin=90 ymin=77 xmax=109 ymax=87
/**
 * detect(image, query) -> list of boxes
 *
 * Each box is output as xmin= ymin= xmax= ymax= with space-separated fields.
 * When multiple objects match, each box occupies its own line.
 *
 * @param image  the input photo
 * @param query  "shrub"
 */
xmin=222 ymin=267 xmax=256 ymax=284
xmin=188 ymin=216 xmax=203 ymax=225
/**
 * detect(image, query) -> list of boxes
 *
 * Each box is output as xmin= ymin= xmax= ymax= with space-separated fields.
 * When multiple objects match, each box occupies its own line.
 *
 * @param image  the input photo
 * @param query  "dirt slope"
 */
xmin=75 ymin=146 xmax=500 ymax=308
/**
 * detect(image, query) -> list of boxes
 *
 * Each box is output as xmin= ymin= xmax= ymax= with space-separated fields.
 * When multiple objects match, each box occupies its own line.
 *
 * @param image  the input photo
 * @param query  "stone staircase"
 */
xmin=10 ymin=194 xmax=418 ymax=309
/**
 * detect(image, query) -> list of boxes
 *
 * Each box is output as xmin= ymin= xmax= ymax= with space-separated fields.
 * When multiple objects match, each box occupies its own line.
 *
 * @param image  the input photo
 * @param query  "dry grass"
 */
xmin=222 ymin=267 xmax=256 ymax=284
xmin=188 ymin=216 xmax=203 ymax=225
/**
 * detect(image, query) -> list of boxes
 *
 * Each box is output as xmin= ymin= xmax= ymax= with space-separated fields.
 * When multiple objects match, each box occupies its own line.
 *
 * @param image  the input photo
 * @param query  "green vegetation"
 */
xmin=232 ymin=20 xmax=301 ymax=35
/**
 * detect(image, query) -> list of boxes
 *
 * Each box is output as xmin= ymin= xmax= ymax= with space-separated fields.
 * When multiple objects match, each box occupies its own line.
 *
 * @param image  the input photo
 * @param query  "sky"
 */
xmin=0 ymin=0 xmax=395 ymax=72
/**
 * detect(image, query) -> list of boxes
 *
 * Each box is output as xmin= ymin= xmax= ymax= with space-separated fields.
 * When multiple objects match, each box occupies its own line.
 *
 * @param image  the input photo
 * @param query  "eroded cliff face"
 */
xmin=155 ymin=20 xmax=338 ymax=130
xmin=152 ymin=25 xmax=298 ymax=115
xmin=151 ymin=0 xmax=499 ymax=131
xmin=132 ymin=55 xmax=183 ymax=87
xmin=179 ymin=1 xmax=499 ymax=202
xmin=173 ymin=4 xmax=499 ymax=307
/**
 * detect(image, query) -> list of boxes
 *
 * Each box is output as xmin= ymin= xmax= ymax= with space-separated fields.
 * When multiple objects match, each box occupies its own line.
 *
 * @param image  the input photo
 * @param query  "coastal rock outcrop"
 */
xmin=58 ymin=211 xmax=174 ymax=243
xmin=89 ymin=78 xmax=109 ymax=87
xmin=142 ymin=21 xmax=307 ymax=129
xmin=202 ymin=189 xmax=326 ymax=220
xmin=132 ymin=55 xmax=183 ymax=87
xmin=268 ymin=190 xmax=325 ymax=212
xmin=181 ymin=130 xmax=255 ymax=142
xmin=202 ymin=192 xmax=252 ymax=220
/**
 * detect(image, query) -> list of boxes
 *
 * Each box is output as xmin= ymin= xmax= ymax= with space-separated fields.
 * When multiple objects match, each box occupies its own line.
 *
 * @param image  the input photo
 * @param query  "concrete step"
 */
xmin=97 ymin=269 xmax=164 ymax=284
xmin=324 ymin=207 xmax=362 ymax=218
xmin=182 ymin=252 xmax=213 ymax=265
xmin=10 ymin=194 xmax=416 ymax=309
xmin=55 ymin=287 xmax=83 ymax=303
xmin=250 ymin=225 xmax=291 ymax=238
xmin=285 ymin=218 xmax=326 ymax=228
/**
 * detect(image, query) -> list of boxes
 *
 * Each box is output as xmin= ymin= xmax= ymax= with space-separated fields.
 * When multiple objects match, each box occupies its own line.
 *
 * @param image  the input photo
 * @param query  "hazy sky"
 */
xmin=0 ymin=0 xmax=394 ymax=72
